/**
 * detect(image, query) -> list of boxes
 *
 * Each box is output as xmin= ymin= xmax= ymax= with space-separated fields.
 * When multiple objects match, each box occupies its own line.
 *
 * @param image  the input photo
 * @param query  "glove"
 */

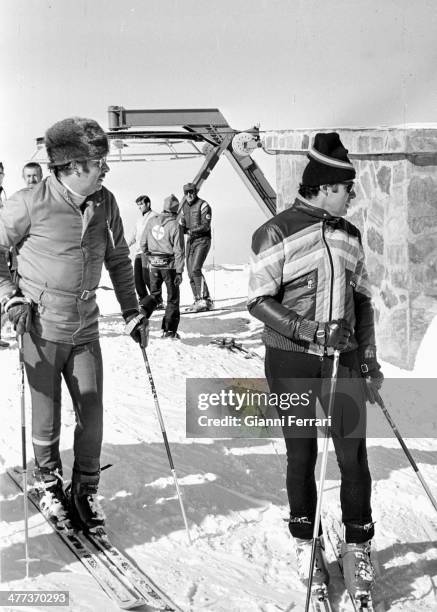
xmin=3 ymin=294 xmax=33 ymax=335
xmin=174 ymin=273 xmax=182 ymax=287
xmin=124 ymin=310 xmax=149 ymax=347
xmin=315 ymin=319 xmax=352 ymax=351
xmin=360 ymin=345 xmax=384 ymax=404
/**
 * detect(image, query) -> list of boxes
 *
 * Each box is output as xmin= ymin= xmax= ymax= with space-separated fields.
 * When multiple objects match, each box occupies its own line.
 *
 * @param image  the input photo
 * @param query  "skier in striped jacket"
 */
xmin=248 ymin=132 xmax=383 ymax=598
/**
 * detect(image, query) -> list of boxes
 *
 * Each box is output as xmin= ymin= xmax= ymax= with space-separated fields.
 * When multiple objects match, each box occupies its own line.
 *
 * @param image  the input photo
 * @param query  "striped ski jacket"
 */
xmin=247 ymin=195 xmax=376 ymax=356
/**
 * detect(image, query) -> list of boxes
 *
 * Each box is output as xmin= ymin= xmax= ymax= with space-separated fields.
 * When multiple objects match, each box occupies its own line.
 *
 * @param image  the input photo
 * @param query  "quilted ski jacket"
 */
xmin=0 ymin=175 xmax=138 ymax=344
xmin=247 ymin=195 xmax=376 ymax=356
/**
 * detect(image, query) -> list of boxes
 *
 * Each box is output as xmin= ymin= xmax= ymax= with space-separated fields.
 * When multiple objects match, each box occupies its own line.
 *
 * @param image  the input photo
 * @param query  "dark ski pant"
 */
xmin=265 ymin=347 xmax=373 ymax=544
xmin=134 ymin=253 xmax=154 ymax=300
xmin=23 ymin=331 xmax=103 ymax=478
xmin=149 ymin=267 xmax=180 ymax=332
xmin=186 ymin=237 xmax=210 ymax=300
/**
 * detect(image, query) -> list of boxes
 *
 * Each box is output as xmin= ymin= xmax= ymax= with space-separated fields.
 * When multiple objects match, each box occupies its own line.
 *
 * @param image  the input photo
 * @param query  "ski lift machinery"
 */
xmin=34 ymin=106 xmax=277 ymax=217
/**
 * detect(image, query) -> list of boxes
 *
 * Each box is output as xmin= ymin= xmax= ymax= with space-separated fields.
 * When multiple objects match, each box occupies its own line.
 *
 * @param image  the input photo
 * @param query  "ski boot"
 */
xmin=70 ymin=469 xmax=105 ymax=531
xmin=340 ymin=540 xmax=375 ymax=606
xmin=183 ymin=300 xmax=199 ymax=313
xmin=33 ymin=468 xmax=71 ymax=529
xmin=161 ymin=330 xmax=180 ymax=339
xmin=193 ymin=298 xmax=213 ymax=312
xmin=295 ymin=536 xmax=330 ymax=595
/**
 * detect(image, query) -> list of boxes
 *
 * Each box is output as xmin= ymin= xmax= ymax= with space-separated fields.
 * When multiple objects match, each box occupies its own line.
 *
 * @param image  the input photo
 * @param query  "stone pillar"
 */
xmin=263 ymin=127 xmax=437 ymax=369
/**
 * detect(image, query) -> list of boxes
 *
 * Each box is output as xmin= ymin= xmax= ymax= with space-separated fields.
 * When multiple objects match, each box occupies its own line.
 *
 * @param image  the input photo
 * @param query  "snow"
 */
xmin=1 ymin=266 xmax=436 ymax=611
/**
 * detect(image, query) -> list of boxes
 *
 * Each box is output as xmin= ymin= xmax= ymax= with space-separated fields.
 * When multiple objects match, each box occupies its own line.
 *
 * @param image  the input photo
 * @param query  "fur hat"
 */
xmin=183 ymin=182 xmax=197 ymax=194
xmin=45 ymin=117 xmax=109 ymax=166
xmin=302 ymin=132 xmax=355 ymax=186
xmin=163 ymin=194 xmax=180 ymax=213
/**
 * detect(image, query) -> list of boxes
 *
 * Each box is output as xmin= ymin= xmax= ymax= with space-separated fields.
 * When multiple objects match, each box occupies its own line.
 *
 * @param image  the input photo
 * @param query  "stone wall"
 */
xmin=263 ymin=127 xmax=437 ymax=369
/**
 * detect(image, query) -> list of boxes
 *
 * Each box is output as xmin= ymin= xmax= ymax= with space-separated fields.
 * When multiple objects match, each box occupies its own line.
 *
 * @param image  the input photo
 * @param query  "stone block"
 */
xmin=406 ymin=129 xmax=437 ymax=153
xmin=377 ymin=166 xmax=391 ymax=194
xmin=379 ymin=284 xmax=399 ymax=309
xmin=367 ymin=226 xmax=384 ymax=255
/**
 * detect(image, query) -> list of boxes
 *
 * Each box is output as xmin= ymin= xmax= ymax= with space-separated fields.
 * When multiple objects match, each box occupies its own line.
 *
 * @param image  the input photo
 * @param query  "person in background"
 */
xmin=141 ymin=194 xmax=184 ymax=339
xmin=22 ymin=162 xmax=43 ymax=188
xmin=0 ymin=117 xmax=150 ymax=529
xmin=0 ymin=162 xmax=6 ymax=205
xmin=179 ymin=182 xmax=213 ymax=312
xmin=247 ymin=132 xmax=383 ymax=600
xmin=127 ymin=195 xmax=163 ymax=308
xmin=0 ymin=162 xmax=8 ymax=347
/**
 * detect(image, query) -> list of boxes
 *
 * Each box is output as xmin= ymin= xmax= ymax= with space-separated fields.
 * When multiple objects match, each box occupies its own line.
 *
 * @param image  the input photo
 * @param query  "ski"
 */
xmin=7 ymin=469 xmax=145 ymax=610
xmin=324 ymin=515 xmax=385 ymax=612
xmin=85 ymin=526 xmax=184 ymax=612
xmin=180 ymin=307 xmax=230 ymax=316
xmin=309 ymin=585 xmax=333 ymax=611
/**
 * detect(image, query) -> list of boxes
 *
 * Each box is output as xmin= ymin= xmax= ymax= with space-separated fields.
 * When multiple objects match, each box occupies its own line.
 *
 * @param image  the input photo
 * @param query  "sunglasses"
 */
xmin=342 ymin=182 xmax=355 ymax=193
xmin=89 ymin=157 xmax=108 ymax=170
xmin=185 ymin=190 xmax=196 ymax=196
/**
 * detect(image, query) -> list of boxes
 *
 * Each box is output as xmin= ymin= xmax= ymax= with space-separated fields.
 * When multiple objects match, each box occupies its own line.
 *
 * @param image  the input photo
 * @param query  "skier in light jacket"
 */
xmin=141 ymin=194 xmax=184 ymax=338
xmin=0 ymin=117 xmax=150 ymax=530
xmin=127 ymin=194 xmax=161 ymax=303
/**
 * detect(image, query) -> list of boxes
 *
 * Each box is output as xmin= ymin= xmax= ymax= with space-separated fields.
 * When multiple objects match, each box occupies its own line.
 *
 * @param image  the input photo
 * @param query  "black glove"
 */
xmin=359 ymin=345 xmax=384 ymax=403
xmin=3 ymin=294 xmax=33 ymax=335
xmin=315 ymin=319 xmax=352 ymax=351
xmin=174 ymin=273 xmax=182 ymax=287
xmin=124 ymin=310 xmax=149 ymax=347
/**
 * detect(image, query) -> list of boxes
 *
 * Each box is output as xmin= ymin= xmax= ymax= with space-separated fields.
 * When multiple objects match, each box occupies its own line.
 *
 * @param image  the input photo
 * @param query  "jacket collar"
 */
xmin=48 ymin=174 xmax=103 ymax=210
xmin=293 ymin=195 xmax=344 ymax=228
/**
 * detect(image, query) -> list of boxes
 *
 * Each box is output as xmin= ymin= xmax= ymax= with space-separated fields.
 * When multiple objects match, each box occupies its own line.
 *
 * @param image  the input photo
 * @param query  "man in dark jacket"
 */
xmin=179 ymin=182 xmax=213 ymax=312
xmin=141 ymin=194 xmax=184 ymax=338
xmin=0 ymin=117 xmax=149 ymax=530
xmin=248 ymin=133 xmax=383 ymax=598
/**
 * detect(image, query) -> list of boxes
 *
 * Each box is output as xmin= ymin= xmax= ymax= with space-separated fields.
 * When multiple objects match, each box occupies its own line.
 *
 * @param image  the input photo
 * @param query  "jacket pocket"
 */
xmin=282 ymin=270 xmax=318 ymax=318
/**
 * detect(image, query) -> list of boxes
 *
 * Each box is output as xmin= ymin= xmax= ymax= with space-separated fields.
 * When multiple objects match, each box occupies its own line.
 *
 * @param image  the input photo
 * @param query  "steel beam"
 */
xmin=108 ymin=106 xmax=229 ymax=130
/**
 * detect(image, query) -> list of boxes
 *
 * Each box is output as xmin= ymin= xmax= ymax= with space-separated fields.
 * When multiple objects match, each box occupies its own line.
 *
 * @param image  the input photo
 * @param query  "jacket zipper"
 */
xmin=321 ymin=220 xmax=334 ymax=320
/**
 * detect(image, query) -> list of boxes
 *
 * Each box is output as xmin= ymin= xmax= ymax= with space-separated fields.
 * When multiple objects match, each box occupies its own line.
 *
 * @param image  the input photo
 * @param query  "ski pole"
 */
xmin=140 ymin=345 xmax=192 ymax=545
xmin=18 ymin=334 xmax=31 ymax=577
xmin=374 ymin=389 xmax=437 ymax=514
xmin=305 ymin=349 xmax=340 ymax=612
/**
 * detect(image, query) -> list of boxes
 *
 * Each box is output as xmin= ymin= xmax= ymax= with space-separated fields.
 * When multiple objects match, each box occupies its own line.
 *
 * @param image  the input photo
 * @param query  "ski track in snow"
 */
xmin=1 ymin=266 xmax=436 ymax=611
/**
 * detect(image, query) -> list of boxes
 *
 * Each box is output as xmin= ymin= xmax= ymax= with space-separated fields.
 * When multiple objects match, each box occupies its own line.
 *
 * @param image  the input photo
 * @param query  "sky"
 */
xmin=1 ymin=0 xmax=436 ymax=262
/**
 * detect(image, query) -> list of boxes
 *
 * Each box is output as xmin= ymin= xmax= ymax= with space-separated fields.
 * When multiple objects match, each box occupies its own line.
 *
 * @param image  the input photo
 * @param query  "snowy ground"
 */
xmin=1 ymin=265 xmax=436 ymax=611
